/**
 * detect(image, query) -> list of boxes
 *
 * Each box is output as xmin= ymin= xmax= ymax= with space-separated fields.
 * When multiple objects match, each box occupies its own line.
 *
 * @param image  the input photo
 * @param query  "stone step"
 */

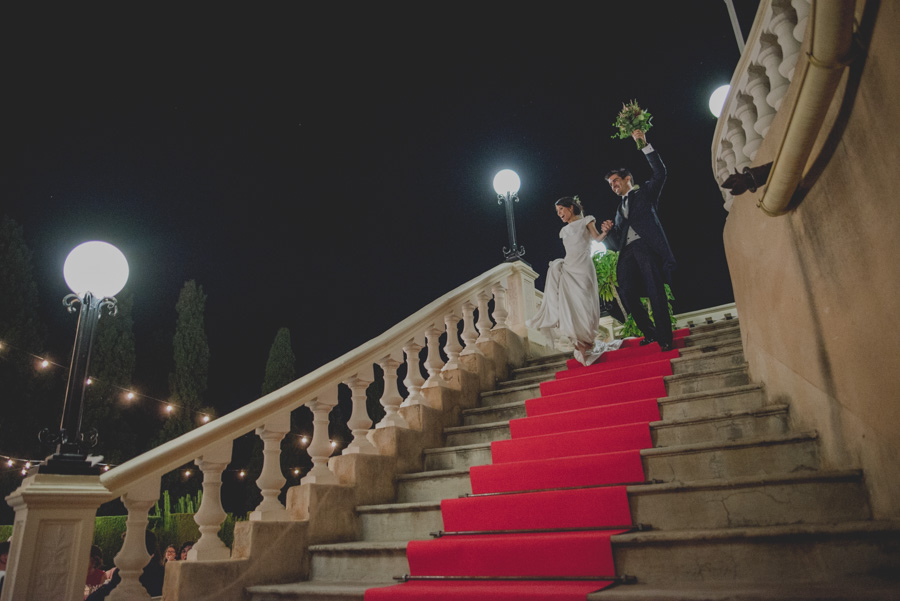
xmin=670 ymin=346 xmax=745 ymax=375
xmin=461 ymin=399 xmax=527 ymax=426
xmin=445 ymin=420 xmax=510 ymax=446
xmin=682 ymin=325 xmax=742 ymax=348
xmin=478 ymin=381 xmax=541 ymax=407
xmin=627 ymin=469 xmax=871 ymax=530
xmin=642 ymin=431 xmax=820 ymax=483
xmin=248 ymin=580 xmax=371 ymax=601
xmin=652 ymin=404 xmax=789 ymax=447
xmin=508 ymin=358 xmax=568 ymax=382
xmin=396 ymin=468 xmax=471 ymax=503
xmin=587 ymin=581 xmax=899 ymax=601
xmin=682 ymin=316 xmax=739 ymax=333
xmin=423 ymin=441 xmax=492 ymax=471
xmin=451 ymin=402 xmax=787 ymax=449
xmin=663 ymin=365 xmax=750 ymax=396
xmin=610 ymin=521 xmax=900 ymax=585
xmin=402 ymin=430 xmax=819 ymax=502
xmin=307 ymin=541 xmax=409 ymax=584
xmin=658 ymin=384 xmax=767 ymax=421
xmin=357 ymin=501 xmax=443 ymax=542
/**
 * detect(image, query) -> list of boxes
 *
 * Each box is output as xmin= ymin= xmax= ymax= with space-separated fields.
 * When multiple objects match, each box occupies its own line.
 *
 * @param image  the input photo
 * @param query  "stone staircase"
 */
xmin=248 ymin=319 xmax=900 ymax=600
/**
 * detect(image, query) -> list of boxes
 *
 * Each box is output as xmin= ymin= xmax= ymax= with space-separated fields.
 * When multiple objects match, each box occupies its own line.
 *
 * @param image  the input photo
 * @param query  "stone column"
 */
xmin=376 ymin=353 xmax=409 ymax=428
xmin=108 ymin=477 xmax=161 ymax=600
xmin=301 ymin=388 xmax=339 ymax=485
xmin=490 ymin=283 xmax=509 ymax=331
xmin=475 ymin=290 xmax=494 ymax=344
xmin=504 ymin=263 xmax=541 ymax=339
xmin=343 ymin=371 xmax=378 ymax=453
xmin=250 ymin=410 xmax=291 ymax=521
xmin=2 ymin=473 xmax=110 ymax=601
xmin=422 ymin=325 xmax=445 ymax=388
xmin=190 ymin=440 xmax=233 ymax=560
xmin=441 ymin=311 xmax=463 ymax=372
xmin=400 ymin=339 xmax=426 ymax=407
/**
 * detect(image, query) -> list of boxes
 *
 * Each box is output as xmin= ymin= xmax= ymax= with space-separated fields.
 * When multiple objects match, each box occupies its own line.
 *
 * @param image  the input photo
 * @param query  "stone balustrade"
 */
xmin=712 ymin=0 xmax=810 ymax=211
xmin=1 ymin=261 xmax=545 ymax=601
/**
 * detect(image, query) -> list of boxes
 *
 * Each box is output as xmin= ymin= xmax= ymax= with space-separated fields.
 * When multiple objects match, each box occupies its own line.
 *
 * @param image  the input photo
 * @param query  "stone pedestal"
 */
xmin=2 ymin=473 xmax=109 ymax=601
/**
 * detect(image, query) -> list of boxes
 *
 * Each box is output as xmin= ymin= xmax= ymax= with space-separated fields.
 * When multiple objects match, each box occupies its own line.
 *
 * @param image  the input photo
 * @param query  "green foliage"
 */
xmin=593 ymin=250 xmax=619 ymax=303
xmin=157 ymin=280 xmax=209 ymax=444
xmin=611 ymin=99 xmax=653 ymax=149
xmin=0 ymin=216 xmax=54 ymax=461
xmin=262 ymin=327 xmax=296 ymax=396
xmin=0 ymin=524 xmax=12 ymax=541
xmin=83 ymin=291 xmax=138 ymax=463
xmin=92 ymin=491 xmax=236 ymax=570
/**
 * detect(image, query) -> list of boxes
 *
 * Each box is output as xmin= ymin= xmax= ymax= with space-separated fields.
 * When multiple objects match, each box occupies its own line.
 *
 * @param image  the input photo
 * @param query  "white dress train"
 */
xmin=526 ymin=216 xmax=622 ymax=366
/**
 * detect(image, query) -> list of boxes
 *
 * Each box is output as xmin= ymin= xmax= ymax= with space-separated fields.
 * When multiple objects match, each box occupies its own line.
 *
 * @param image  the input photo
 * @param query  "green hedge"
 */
xmin=0 ymin=524 xmax=12 ymax=542
xmin=90 ymin=513 xmax=238 ymax=570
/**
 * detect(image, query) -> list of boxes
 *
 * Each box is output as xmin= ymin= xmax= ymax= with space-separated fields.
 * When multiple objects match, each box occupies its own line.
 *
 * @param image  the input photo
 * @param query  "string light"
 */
xmin=238 ymin=470 xmax=246 ymax=478
xmin=184 ymin=469 xmax=192 ymax=477
xmin=125 ymin=391 xmax=135 ymax=400
xmin=201 ymin=415 xmax=210 ymax=423
xmin=40 ymin=359 xmax=50 ymax=369
xmin=86 ymin=378 xmax=93 ymax=385
xmin=293 ymin=468 xmax=300 ymax=476
xmin=24 ymin=461 xmax=31 ymax=469
xmin=103 ymin=465 xmax=110 ymax=471
xmin=300 ymin=436 xmax=309 ymax=445
xmin=6 ymin=459 xmax=13 ymax=467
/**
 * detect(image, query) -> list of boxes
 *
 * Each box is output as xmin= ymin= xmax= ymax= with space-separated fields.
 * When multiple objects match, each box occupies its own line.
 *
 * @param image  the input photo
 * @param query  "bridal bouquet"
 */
xmin=611 ymin=100 xmax=653 ymax=149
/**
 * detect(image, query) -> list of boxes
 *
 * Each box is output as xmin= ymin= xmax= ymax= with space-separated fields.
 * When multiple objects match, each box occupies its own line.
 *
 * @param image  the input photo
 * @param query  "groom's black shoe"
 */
xmin=659 ymin=342 xmax=674 ymax=352
xmin=639 ymin=337 xmax=656 ymax=346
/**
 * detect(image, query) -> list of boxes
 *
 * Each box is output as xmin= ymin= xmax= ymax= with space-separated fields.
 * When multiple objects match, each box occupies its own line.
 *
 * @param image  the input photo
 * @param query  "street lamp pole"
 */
xmin=39 ymin=241 xmax=128 ymax=475
xmin=493 ymin=169 xmax=527 ymax=265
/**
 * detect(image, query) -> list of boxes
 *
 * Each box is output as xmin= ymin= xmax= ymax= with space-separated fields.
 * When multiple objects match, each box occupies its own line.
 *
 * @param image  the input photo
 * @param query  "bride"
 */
xmin=526 ymin=197 xmax=621 ymax=366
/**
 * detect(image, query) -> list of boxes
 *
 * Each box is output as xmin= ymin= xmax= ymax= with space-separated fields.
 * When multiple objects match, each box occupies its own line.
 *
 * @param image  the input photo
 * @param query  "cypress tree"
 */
xmin=158 ymin=280 xmax=209 ymax=443
xmin=0 ymin=216 xmax=53 ymax=456
xmin=82 ymin=291 xmax=138 ymax=463
xmin=262 ymin=327 xmax=296 ymax=396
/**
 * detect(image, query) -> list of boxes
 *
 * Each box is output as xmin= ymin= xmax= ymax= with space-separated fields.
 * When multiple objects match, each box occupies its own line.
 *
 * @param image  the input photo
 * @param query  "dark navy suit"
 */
xmin=605 ymin=146 xmax=676 ymax=347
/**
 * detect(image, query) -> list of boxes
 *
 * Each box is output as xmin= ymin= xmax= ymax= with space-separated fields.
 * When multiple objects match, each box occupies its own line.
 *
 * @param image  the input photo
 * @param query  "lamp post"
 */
xmin=39 ymin=241 xmax=129 ymax=475
xmin=493 ymin=169 xmax=527 ymax=265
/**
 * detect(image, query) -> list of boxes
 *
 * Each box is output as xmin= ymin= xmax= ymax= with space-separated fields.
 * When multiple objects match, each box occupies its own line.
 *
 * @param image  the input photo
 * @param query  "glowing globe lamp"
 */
xmin=709 ymin=85 xmax=730 ymax=118
xmin=64 ymin=241 xmax=129 ymax=298
xmin=493 ymin=169 xmax=521 ymax=196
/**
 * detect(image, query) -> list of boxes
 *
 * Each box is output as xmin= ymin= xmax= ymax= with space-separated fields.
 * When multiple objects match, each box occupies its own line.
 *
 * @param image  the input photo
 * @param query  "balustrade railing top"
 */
xmin=712 ymin=0 xmax=811 ymax=212
xmin=100 ymin=260 xmax=537 ymax=497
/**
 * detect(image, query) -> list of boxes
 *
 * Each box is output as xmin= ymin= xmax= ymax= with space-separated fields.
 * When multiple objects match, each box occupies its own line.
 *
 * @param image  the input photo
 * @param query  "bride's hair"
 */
xmin=555 ymin=196 xmax=583 ymax=215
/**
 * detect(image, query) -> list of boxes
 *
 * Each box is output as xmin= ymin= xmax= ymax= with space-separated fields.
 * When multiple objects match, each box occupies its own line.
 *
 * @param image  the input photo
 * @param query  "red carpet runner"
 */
xmin=365 ymin=331 xmax=688 ymax=600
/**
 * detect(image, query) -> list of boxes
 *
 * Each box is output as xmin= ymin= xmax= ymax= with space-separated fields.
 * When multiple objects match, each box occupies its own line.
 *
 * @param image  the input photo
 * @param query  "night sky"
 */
xmin=1 ymin=3 xmax=758 ymax=415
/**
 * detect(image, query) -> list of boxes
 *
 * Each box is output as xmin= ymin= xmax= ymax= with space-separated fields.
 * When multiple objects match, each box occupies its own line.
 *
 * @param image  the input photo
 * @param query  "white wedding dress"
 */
xmin=526 ymin=216 xmax=622 ymax=366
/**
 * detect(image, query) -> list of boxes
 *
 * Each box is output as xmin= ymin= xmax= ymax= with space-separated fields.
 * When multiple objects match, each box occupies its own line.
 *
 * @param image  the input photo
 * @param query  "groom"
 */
xmin=600 ymin=130 xmax=676 ymax=351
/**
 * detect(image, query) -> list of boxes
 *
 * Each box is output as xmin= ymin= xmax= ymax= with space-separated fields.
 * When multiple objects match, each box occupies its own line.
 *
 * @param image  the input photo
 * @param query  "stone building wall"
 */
xmin=722 ymin=0 xmax=900 ymax=518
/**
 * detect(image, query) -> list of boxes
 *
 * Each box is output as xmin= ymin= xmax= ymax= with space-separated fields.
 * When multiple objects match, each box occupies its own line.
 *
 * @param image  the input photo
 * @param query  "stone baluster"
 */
xmin=719 ymin=138 xmax=737 ymax=179
xmin=441 ymin=311 xmax=464 ymax=371
xmin=491 ymin=283 xmax=509 ymax=330
xmin=376 ymin=353 xmax=409 ymax=428
xmin=475 ymin=290 xmax=494 ymax=344
xmin=746 ymin=64 xmax=776 ymax=137
xmin=250 ymin=410 xmax=291 ymax=521
xmin=422 ymin=325 xmax=445 ymax=388
xmin=770 ymin=0 xmax=801 ymax=79
xmin=758 ymin=33 xmax=790 ymax=111
xmin=107 ymin=478 xmax=160 ymax=601
xmin=188 ymin=440 xmax=233 ymax=560
xmin=735 ymin=93 xmax=763 ymax=162
xmin=459 ymin=299 xmax=483 ymax=356
xmin=400 ymin=338 xmax=426 ymax=406
xmin=343 ymin=368 xmax=378 ymax=453
xmin=791 ymin=0 xmax=810 ymax=44
xmin=301 ymin=387 xmax=339 ymax=484
xmin=725 ymin=118 xmax=750 ymax=172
